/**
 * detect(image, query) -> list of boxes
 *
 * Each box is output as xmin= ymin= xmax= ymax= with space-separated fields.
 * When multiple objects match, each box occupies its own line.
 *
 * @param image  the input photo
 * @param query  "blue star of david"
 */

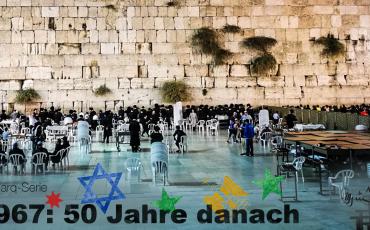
xmin=78 ymin=163 xmax=125 ymax=214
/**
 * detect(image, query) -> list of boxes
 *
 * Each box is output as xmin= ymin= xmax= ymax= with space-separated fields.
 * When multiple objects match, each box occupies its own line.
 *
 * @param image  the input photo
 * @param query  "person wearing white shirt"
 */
xmin=241 ymin=111 xmax=253 ymax=123
xmin=189 ymin=110 xmax=198 ymax=130
xmin=272 ymin=111 xmax=280 ymax=124
xmin=29 ymin=114 xmax=37 ymax=127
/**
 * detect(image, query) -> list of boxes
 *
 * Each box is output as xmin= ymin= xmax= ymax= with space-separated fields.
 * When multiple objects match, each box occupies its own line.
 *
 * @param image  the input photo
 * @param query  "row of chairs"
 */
xmin=0 ymin=146 xmax=71 ymax=175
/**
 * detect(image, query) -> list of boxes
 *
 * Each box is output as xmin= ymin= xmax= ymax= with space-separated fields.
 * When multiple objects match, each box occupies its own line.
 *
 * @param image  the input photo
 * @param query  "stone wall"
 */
xmin=0 ymin=0 xmax=369 ymax=112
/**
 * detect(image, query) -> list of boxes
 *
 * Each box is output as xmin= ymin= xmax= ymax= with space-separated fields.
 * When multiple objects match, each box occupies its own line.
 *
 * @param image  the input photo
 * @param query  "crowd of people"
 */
xmin=287 ymin=104 xmax=370 ymax=116
xmin=1 ymin=101 xmax=367 ymax=169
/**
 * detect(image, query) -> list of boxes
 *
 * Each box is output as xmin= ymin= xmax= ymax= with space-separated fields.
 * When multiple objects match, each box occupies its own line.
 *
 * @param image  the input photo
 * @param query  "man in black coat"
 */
xmin=129 ymin=119 xmax=141 ymax=152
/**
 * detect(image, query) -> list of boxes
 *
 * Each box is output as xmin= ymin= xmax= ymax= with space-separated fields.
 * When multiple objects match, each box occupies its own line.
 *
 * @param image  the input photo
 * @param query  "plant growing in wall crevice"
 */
xmin=242 ymin=36 xmax=277 ymax=53
xmin=14 ymin=88 xmax=41 ymax=104
xmin=166 ymin=0 xmax=180 ymax=7
xmin=191 ymin=27 xmax=232 ymax=65
xmin=314 ymin=34 xmax=345 ymax=58
xmin=160 ymin=80 xmax=191 ymax=103
xmin=94 ymin=85 xmax=112 ymax=97
xmin=241 ymin=36 xmax=278 ymax=75
xmin=222 ymin=24 xmax=241 ymax=34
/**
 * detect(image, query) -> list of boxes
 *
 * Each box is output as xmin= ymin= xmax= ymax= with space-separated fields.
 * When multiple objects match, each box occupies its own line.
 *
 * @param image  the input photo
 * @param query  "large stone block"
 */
xmin=26 ymin=67 xmax=51 ymax=79
xmin=57 ymin=79 xmax=74 ymax=90
xmin=230 ymin=65 xmax=248 ymax=77
xmin=41 ymin=7 xmax=59 ymax=17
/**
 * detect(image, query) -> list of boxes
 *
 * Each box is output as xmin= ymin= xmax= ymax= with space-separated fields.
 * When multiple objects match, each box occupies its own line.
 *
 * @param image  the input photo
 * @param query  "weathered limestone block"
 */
xmin=74 ymin=79 xmax=92 ymax=90
xmin=148 ymin=65 xmax=168 ymax=78
xmin=305 ymin=75 xmax=318 ymax=87
xmin=237 ymin=87 xmax=265 ymax=100
xmin=201 ymin=77 xmax=215 ymax=88
xmin=130 ymin=77 xmax=155 ymax=89
xmin=168 ymin=66 xmax=184 ymax=77
xmin=210 ymin=65 xmax=228 ymax=77
xmin=62 ymin=67 xmax=82 ymax=79
xmin=41 ymin=7 xmax=59 ymax=17
xmin=345 ymin=75 xmax=369 ymax=86
xmin=22 ymin=79 xmax=33 ymax=89
xmin=101 ymin=43 xmax=120 ymax=54
xmin=193 ymin=88 xmax=238 ymax=105
xmin=0 ymin=80 xmax=21 ymax=90
xmin=123 ymin=89 xmax=161 ymax=106
xmin=58 ymin=43 xmax=81 ymax=55
xmin=154 ymin=77 xmax=175 ymax=88
xmin=118 ymin=78 xmax=131 ymax=89
xmin=215 ymin=77 xmax=227 ymax=88
xmin=257 ymin=76 xmax=285 ymax=87
xmin=317 ymin=75 xmax=336 ymax=86
xmin=228 ymin=77 xmax=257 ymax=88
xmin=341 ymin=15 xmax=360 ymax=27
xmin=293 ymin=75 xmax=306 ymax=86
xmin=57 ymin=79 xmax=74 ymax=90
xmin=284 ymin=75 xmax=294 ymax=87
xmin=230 ymin=65 xmax=248 ymax=77
xmin=26 ymin=67 xmax=51 ymax=79
xmin=152 ymin=43 xmax=173 ymax=54
xmin=81 ymin=43 xmax=100 ymax=54
xmin=100 ymin=65 xmax=137 ymax=78
xmin=32 ymin=79 xmax=58 ymax=90
xmin=21 ymin=31 xmax=34 ymax=43
xmin=284 ymin=87 xmax=302 ymax=98
xmin=265 ymin=87 xmax=284 ymax=99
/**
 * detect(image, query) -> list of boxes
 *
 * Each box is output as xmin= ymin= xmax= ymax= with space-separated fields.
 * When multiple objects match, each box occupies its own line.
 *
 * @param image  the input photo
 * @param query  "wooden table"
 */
xmin=283 ymin=131 xmax=370 ymax=194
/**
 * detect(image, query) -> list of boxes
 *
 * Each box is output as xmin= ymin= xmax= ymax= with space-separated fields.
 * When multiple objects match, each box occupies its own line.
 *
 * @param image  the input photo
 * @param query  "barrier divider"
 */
xmin=265 ymin=106 xmax=369 ymax=131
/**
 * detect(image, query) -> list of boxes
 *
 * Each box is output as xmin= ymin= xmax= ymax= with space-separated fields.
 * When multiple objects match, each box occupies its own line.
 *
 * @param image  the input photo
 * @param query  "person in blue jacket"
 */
xmin=241 ymin=120 xmax=254 ymax=157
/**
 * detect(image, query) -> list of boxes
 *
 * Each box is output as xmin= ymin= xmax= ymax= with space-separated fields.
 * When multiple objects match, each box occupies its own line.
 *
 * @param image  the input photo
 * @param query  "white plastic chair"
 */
xmin=95 ymin=125 xmax=104 ymax=142
xmin=10 ymin=123 xmax=19 ymax=134
xmin=197 ymin=120 xmax=205 ymax=133
xmin=44 ymin=130 xmax=55 ymax=143
xmin=20 ymin=127 xmax=30 ymax=135
xmin=152 ymin=160 xmax=168 ymax=186
xmin=209 ymin=121 xmax=219 ymax=136
xmin=79 ymin=137 xmax=91 ymax=154
xmin=270 ymin=136 xmax=283 ymax=150
xmin=205 ymin=120 xmax=212 ymax=133
xmin=260 ymin=132 xmax=273 ymax=147
xmin=125 ymin=158 xmax=143 ymax=183
xmin=282 ymin=156 xmax=306 ymax=188
xmin=9 ymin=154 xmax=26 ymax=175
xmin=0 ymin=152 xmax=8 ymax=174
xmin=328 ymin=169 xmax=355 ymax=201
xmin=49 ymin=149 xmax=65 ymax=170
xmin=1 ymin=140 xmax=9 ymax=153
xmin=177 ymin=120 xmax=185 ymax=131
xmin=148 ymin=124 xmax=156 ymax=132
xmin=63 ymin=146 xmax=72 ymax=169
xmin=32 ymin=152 xmax=48 ymax=175
xmin=179 ymin=135 xmax=188 ymax=154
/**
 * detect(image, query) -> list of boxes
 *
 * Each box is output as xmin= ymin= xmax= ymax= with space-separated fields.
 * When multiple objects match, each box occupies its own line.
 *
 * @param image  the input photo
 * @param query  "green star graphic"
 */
xmin=152 ymin=188 xmax=182 ymax=212
xmin=253 ymin=169 xmax=285 ymax=200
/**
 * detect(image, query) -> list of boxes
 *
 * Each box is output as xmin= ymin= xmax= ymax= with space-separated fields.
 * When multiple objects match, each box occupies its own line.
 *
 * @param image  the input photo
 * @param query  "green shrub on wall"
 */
xmin=241 ymin=36 xmax=278 ymax=75
xmin=251 ymin=53 xmax=277 ymax=75
xmin=14 ymin=89 xmax=40 ymax=104
xmin=222 ymin=24 xmax=241 ymax=34
xmin=94 ymin=85 xmax=112 ymax=96
xmin=242 ymin=36 xmax=277 ymax=53
xmin=160 ymin=80 xmax=191 ymax=103
xmin=191 ymin=27 xmax=232 ymax=65
xmin=315 ymin=34 xmax=345 ymax=57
